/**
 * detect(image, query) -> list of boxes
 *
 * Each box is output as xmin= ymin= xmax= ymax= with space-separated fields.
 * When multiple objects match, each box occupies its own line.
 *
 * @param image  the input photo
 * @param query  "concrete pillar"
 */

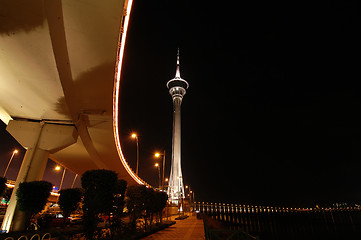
xmin=1 ymin=120 xmax=78 ymax=232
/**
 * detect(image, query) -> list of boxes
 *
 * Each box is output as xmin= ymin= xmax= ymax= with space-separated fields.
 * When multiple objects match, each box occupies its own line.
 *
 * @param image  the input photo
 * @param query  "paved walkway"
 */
xmin=142 ymin=215 xmax=205 ymax=240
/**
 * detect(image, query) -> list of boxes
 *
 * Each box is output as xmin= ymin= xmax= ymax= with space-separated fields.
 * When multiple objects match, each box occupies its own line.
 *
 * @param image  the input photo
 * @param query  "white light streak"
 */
xmin=113 ymin=0 xmax=144 ymax=185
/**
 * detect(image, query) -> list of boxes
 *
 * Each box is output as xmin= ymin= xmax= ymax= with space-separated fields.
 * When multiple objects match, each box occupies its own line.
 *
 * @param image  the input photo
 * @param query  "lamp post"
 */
xmin=3 ymin=149 xmax=18 ymax=178
xmin=55 ymin=165 xmax=66 ymax=192
xmin=131 ymin=133 xmax=139 ymax=175
xmin=154 ymin=150 xmax=166 ymax=190
xmin=71 ymin=174 xmax=78 ymax=188
xmin=185 ymin=185 xmax=193 ymax=199
xmin=155 ymin=163 xmax=161 ymax=189
xmin=189 ymin=190 xmax=193 ymax=210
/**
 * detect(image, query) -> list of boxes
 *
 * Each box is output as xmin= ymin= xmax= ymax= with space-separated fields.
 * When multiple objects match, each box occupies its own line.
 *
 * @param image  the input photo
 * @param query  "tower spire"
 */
xmin=175 ymin=48 xmax=180 ymax=78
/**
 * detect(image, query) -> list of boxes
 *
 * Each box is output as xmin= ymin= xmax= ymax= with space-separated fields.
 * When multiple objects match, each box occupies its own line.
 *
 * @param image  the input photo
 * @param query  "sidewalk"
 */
xmin=141 ymin=215 xmax=205 ymax=240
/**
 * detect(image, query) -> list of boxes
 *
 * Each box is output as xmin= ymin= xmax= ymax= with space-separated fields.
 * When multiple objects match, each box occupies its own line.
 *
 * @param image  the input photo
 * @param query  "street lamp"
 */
xmin=154 ymin=150 xmax=166 ymax=190
xmin=190 ymin=190 xmax=195 ymax=210
xmin=154 ymin=163 xmax=161 ymax=189
xmin=131 ymin=133 xmax=139 ymax=175
xmin=71 ymin=174 xmax=78 ymax=188
xmin=3 ymin=149 xmax=18 ymax=178
xmin=185 ymin=185 xmax=192 ymax=196
xmin=55 ymin=165 xmax=66 ymax=192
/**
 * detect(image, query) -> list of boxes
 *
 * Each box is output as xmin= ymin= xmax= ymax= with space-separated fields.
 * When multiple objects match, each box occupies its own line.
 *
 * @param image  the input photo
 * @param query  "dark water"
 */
xmin=195 ymin=202 xmax=361 ymax=240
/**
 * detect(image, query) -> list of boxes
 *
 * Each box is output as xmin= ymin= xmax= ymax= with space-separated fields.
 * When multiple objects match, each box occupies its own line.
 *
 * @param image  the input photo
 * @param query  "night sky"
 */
xmin=119 ymin=0 xmax=360 ymax=206
xmin=0 ymin=0 xmax=360 ymax=207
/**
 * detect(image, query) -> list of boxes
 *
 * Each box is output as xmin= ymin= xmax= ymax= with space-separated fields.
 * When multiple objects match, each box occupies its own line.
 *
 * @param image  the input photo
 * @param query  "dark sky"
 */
xmin=119 ymin=0 xmax=360 ymax=207
xmin=0 ymin=0 xmax=360 ymax=207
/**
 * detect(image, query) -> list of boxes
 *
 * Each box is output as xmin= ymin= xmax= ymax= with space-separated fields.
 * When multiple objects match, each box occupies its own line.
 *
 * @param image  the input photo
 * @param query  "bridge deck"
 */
xmin=142 ymin=215 xmax=204 ymax=240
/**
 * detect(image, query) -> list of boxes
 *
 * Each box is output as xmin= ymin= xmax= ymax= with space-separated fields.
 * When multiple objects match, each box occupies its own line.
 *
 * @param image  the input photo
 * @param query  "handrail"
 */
xmin=17 ymin=236 xmax=28 ymax=240
xmin=4 ymin=237 xmax=15 ymax=240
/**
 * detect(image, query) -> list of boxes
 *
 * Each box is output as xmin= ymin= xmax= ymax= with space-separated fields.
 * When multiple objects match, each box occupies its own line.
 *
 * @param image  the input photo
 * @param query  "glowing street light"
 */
xmin=131 ymin=133 xmax=140 ymax=175
xmin=3 ymin=149 xmax=18 ymax=178
xmin=185 ymin=185 xmax=194 ymax=205
xmin=55 ymin=165 xmax=66 ymax=192
xmin=154 ymin=150 xmax=166 ymax=190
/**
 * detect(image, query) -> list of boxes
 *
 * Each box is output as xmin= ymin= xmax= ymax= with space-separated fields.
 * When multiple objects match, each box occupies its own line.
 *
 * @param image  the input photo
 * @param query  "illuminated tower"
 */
xmin=167 ymin=49 xmax=189 ymax=205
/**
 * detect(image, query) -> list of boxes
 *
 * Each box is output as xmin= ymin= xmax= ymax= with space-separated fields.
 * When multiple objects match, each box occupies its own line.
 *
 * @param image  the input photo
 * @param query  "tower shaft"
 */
xmin=168 ymin=97 xmax=184 ymax=203
xmin=166 ymin=49 xmax=189 ymax=205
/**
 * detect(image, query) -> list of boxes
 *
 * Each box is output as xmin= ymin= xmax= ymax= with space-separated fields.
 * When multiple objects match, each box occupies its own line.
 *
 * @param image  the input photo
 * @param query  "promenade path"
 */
xmin=142 ymin=215 xmax=205 ymax=240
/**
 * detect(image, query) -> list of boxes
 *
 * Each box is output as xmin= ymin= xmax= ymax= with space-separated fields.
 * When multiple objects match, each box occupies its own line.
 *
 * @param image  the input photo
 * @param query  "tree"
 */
xmin=144 ymin=189 xmax=168 ymax=227
xmin=81 ymin=169 xmax=122 ymax=240
xmin=113 ymin=179 xmax=127 ymax=218
xmin=16 ymin=181 xmax=53 ymax=229
xmin=143 ymin=187 xmax=156 ymax=230
xmin=153 ymin=191 xmax=168 ymax=223
xmin=126 ymin=186 xmax=168 ymax=231
xmin=126 ymin=185 xmax=148 ymax=230
xmin=58 ymin=188 xmax=83 ymax=220
xmin=0 ymin=177 xmax=7 ymax=197
xmin=110 ymin=179 xmax=127 ymax=237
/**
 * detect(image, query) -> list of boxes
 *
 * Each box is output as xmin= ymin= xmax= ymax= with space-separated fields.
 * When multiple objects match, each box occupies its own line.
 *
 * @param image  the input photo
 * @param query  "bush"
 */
xmin=16 ymin=181 xmax=53 ymax=229
xmin=58 ymin=188 xmax=83 ymax=219
xmin=126 ymin=185 xmax=147 ymax=230
xmin=126 ymin=186 xmax=168 ymax=231
xmin=81 ymin=169 xmax=127 ymax=240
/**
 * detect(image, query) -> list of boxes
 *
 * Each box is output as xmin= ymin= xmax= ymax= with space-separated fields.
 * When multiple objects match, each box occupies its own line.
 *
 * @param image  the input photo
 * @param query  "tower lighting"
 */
xmin=166 ymin=48 xmax=189 ymax=205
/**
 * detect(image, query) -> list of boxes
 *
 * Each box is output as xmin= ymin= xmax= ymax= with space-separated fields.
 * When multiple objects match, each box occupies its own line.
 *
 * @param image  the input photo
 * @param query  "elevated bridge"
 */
xmin=0 ymin=0 xmax=145 ymax=231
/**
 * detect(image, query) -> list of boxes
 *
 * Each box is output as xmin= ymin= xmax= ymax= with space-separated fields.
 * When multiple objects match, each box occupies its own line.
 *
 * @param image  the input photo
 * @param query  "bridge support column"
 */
xmin=1 ymin=120 xmax=78 ymax=232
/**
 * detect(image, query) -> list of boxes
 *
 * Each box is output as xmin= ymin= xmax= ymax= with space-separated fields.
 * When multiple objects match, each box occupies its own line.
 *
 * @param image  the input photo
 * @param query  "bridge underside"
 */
xmin=0 ymin=0 xmax=144 ymax=185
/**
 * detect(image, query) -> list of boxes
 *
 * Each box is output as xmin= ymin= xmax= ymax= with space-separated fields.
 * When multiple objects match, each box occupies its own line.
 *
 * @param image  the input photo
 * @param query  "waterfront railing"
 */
xmin=196 ymin=202 xmax=361 ymax=240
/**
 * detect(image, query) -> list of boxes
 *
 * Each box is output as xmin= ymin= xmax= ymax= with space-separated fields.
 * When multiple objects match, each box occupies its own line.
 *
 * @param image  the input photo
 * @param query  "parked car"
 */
xmin=38 ymin=213 xmax=70 ymax=228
